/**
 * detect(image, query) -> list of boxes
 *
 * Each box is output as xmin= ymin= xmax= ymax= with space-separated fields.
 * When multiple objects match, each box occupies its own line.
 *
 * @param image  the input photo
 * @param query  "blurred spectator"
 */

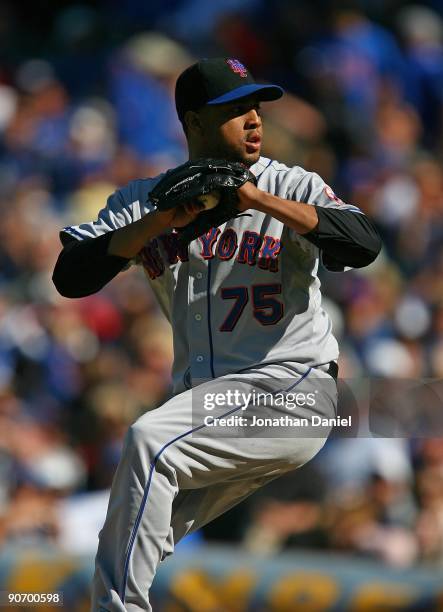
xmin=108 ymin=32 xmax=191 ymax=166
xmin=243 ymin=462 xmax=328 ymax=555
xmin=397 ymin=5 xmax=443 ymax=149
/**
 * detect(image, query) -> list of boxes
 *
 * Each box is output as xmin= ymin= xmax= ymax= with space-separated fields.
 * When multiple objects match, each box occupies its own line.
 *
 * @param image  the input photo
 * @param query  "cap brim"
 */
xmin=207 ymin=83 xmax=284 ymax=105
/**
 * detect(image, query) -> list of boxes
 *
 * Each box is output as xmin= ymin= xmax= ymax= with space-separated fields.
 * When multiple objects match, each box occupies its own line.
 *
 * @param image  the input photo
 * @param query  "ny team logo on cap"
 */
xmin=226 ymin=59 xmax=248 ymax=78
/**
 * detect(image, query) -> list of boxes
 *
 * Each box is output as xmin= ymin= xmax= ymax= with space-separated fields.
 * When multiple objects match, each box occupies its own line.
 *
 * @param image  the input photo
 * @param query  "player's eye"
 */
xmin=228 ymin=103 xmax=261 ymax=118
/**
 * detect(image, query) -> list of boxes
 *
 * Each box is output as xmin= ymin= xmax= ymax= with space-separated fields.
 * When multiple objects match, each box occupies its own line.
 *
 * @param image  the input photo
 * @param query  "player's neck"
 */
xmin=187 ymin=144 xmax=211 ymax=161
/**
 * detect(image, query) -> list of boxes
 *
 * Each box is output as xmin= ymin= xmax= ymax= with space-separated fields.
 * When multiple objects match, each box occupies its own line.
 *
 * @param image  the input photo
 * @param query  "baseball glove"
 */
xmin=148 ymin=158 xmax=257 ymax=247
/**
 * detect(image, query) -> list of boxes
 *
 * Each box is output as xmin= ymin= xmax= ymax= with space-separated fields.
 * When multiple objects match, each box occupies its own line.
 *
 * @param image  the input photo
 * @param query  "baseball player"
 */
xmin=53 ymin=58 xmax=381 ymax=611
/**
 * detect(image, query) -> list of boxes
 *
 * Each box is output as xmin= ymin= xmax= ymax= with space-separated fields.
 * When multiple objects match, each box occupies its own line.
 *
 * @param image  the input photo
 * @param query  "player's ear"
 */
xmin=185 ymin=111 xmax=203 ymax=136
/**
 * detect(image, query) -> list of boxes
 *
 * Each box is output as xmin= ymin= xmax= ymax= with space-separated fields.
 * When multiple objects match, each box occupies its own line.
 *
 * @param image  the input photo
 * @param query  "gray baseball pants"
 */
xmin=91 ymin=362 xmax=337 ymax=611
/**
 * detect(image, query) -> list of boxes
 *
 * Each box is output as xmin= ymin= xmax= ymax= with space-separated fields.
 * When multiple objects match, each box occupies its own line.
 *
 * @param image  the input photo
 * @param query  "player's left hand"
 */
xmin=148 ymin=158 xmax=257 ymax=246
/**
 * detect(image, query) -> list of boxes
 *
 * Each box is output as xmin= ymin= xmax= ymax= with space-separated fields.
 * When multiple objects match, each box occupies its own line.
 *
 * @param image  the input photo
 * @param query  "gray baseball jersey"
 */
xmin=63 ymin=156 xmax=360 ymax=393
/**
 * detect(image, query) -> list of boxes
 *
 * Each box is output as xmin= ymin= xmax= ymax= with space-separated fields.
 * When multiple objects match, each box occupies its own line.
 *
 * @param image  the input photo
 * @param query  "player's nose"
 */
xmin=244 ymin=108 xmax=261 ymax=128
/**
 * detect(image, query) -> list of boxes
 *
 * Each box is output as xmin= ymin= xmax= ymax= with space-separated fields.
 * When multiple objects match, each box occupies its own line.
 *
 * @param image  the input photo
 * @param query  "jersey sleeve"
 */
xmin=288 ymin=170 xmax=373 ymax=272
xmin=291 ymin=170 xmax=362 ymax=213
xmin=60 ymin=178 xmax=157 ymax=245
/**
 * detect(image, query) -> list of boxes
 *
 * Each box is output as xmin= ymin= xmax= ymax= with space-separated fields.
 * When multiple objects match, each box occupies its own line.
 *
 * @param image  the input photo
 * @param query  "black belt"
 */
xmin=327 ymin=361 xmax=339 ymax=380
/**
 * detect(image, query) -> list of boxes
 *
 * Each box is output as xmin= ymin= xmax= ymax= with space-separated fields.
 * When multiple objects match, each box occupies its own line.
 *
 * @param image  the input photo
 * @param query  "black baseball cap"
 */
xmin=175 ymin=57 xmax=284 ymax=122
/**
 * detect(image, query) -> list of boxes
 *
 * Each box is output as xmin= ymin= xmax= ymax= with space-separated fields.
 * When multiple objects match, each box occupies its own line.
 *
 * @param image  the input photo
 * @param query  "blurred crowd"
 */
xmin=0 ymin=0 xmax=443 ymax=572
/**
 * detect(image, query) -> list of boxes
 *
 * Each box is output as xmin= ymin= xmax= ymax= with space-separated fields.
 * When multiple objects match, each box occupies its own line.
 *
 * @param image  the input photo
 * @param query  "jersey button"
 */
xmin=196 ymin=272 xmax=203 ymax=279
xmin=196 ymin=355 xmax=204 ymax=362
xmin=194 ymin=314 xmax=202 ymax=321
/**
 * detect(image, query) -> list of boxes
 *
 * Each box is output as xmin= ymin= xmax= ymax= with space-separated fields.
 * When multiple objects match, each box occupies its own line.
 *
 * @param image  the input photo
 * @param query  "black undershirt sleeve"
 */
xmin=302 ymin=207 xmax=382 ymax=269
xmin=52 ymin=231 xmax=131 ymax=298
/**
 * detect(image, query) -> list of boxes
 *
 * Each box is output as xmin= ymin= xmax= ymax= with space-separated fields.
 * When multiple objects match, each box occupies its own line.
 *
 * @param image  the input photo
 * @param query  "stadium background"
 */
xmin=0 ymin=0 xmax=443 ymax=609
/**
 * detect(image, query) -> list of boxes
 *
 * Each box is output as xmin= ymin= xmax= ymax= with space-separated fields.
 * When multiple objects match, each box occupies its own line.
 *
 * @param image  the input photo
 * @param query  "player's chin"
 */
xmin=240 ymin=146 xmax=261 ymax=167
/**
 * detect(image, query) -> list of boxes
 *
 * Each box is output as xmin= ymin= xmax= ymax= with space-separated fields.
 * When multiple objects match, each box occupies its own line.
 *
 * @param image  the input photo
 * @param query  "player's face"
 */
xmin=196 ymin=96 xmax=263 ymax=166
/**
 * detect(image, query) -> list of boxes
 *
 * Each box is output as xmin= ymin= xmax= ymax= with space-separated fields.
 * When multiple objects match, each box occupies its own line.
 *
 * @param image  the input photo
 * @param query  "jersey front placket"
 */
xmin=187 ymin=241 xmax=214 ymax=381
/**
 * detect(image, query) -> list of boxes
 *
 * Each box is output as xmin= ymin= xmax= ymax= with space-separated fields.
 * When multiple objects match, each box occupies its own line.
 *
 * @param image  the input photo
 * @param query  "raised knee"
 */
xmin=127 ymin=416 xmax=176 ymax=468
